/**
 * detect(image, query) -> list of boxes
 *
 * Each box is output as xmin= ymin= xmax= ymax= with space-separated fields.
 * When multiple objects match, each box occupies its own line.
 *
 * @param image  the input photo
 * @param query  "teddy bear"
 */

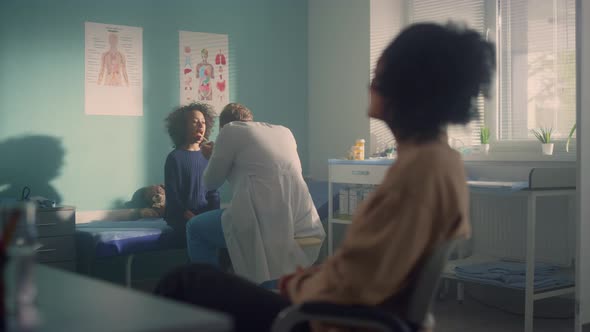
xmin=125 ymin=184 xmax=166 ymax=219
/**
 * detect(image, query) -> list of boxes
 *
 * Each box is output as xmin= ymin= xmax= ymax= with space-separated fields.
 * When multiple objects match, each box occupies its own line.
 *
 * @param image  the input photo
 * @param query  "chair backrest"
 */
xmin=404 ymin=239 xmax=458 ymax=327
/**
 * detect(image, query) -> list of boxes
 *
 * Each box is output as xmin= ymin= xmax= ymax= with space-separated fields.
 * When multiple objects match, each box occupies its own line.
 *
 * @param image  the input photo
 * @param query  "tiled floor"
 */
xmin=132 ymin=265 xmax=577 ymax=332
xmin=435 ymin=285 xmax=575 ymax=332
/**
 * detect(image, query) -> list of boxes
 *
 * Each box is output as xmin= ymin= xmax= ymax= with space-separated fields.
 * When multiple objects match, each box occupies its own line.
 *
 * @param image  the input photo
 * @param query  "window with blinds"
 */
xmin=498 ymin=0 xmax=576 ymax=141
xmin=409 ymin=0 xmax=487 ymax=147
xmin=369 ymin=0 xmax=402 ymax=154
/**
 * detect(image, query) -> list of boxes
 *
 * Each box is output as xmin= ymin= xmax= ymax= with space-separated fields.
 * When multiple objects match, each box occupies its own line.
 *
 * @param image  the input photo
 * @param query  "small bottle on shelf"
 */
xmin=354 ymin=139 xmax=366 ymax=160
xmin=338 ymin=187 xmax=349 ymax=217
xmin=348 ymin=187 xmax=356 ymax=215
xmin=349 ymin=185 xmax=362 ymax=215
xmin=362 ymin=185 xmax=372 ymax=201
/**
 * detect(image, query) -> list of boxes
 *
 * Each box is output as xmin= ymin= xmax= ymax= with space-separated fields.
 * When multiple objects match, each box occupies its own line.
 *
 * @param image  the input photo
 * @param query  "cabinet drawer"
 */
xmin=36 ymin=236 xmax=75 ymax=263
xmin=329 ymin=165 xmax=388 ymax=185
xmin=36 ymin=209 xmax=75 ymax=237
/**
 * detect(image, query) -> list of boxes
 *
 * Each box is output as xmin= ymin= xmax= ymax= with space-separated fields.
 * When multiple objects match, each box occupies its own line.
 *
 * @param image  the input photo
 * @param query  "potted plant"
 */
xmin=480 ymin=127 xmax=490 ymax=154
xmin=531 ymin=127 xmax=553 ymax=155
xmin=566 ymin=123 xmax=576 ymax=152
xmin=384 ymin=143 xmax=396 ymax=159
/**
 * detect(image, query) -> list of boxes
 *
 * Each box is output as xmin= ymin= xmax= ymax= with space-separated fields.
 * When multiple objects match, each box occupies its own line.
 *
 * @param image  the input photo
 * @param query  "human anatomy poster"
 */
xmin=85 ymin=22 xmax=143 ymax=116
xmin=179 ymin=31 xmax=229 ymax=114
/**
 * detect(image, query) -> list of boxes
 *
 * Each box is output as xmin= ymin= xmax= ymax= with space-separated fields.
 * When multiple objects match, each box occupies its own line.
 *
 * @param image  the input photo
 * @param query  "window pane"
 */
xmin=370 ymin=0 xmax=488 ymax=150
xmin=410 ymin=0 xmax=486 ymax=146
xmin=498 ymin=0 xmax=576 ymax=140
xmin=369 ymin=0 xmax=402 ymax=153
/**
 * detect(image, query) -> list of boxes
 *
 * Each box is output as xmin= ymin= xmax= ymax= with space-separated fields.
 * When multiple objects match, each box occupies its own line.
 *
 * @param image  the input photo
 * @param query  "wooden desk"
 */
xmin=9 ymin=265 xmax=232 ymax=332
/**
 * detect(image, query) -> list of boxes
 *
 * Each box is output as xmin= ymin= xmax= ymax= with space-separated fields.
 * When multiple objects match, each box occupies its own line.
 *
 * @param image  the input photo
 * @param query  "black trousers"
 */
xmin=162 ymin=219 xmax=189 ymax=250
xmin=154 ymin=264 xmax=306 ymax=332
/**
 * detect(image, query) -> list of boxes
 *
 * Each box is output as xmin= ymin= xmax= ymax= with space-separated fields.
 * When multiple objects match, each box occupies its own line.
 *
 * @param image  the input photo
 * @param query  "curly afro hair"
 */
xmin=165 ymin=103 xmax=215 ymax=148
xmin=374 ymin=22 xmax=495 ymax=141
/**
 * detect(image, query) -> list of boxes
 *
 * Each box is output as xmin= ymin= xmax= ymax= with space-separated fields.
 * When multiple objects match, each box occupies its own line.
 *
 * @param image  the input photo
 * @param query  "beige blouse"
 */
xmin=288 ymin=136 xmax=471 ymax=330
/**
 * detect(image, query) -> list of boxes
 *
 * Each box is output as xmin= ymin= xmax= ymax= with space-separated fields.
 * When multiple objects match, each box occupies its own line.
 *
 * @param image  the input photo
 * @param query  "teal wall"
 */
xmin=308 ymin=0 xmax=371 ymax=180
xmin=0 ymin=0 xmax=308 ymax=210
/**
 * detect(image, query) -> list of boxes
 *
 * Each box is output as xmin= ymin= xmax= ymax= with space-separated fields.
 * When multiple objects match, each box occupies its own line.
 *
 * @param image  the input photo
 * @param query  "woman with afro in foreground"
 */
xmin=155 ymin=22 xmax=495 ymax=332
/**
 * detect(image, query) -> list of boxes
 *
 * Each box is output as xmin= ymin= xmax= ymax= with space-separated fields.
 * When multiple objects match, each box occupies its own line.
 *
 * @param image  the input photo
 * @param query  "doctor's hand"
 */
xmin=201 ymin=141 xmax=214 ymax=160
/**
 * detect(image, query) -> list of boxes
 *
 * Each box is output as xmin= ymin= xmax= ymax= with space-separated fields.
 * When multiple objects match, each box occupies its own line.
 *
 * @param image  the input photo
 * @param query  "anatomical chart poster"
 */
xmin=85 ymin=22 xmax=143 ymax=116
xmin=179 ymin=31 xmax=229 ymax=114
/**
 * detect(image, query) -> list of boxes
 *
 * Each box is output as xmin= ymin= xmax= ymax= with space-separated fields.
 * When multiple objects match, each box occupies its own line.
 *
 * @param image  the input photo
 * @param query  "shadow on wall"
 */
xmin=0 ymin=135 xmax=65 ymax=204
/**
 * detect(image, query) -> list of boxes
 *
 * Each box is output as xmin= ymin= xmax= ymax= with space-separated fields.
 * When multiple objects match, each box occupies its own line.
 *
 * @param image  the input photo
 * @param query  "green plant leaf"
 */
xmin=566 ymin=123 xmax=576 ymax=152
xmin=544 ymin=128 xmax=552 ymax=143
xmin=480 ymin=127 xmax=490 ymax=144
xmin=531 ymin=127 xmax=553 ymax=143
xmin=531 ymin=129 xmax=543 ymax=143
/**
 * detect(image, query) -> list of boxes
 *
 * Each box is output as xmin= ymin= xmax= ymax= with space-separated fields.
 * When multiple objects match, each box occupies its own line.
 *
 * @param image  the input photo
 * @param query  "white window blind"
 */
xmin=369 ymin=0 xmax=403 ymax=154
xmin=498 ymin=0 xmax=576 ymax=141
xmin=409 ymin=0 xmax=486 ymax=147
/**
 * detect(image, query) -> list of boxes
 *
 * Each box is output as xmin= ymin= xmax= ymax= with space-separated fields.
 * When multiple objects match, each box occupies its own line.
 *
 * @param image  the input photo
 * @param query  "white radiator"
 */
xmin=469 ymin=192 xmax=574 ymax=266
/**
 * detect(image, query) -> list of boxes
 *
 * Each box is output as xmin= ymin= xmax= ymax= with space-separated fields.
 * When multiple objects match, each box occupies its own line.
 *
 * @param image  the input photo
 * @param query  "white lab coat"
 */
xmin=203 ymin=121 xmax=325 ymax=283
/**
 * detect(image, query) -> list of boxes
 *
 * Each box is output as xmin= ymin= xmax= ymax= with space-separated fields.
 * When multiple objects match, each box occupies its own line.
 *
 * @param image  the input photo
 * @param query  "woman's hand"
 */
xmin=278 ymin=269 xmax=300 ymax=297
xmin=279 ymin=265 xmax=321 ymax=299
xmin=201 ymin=141 xmax=214 ymax=160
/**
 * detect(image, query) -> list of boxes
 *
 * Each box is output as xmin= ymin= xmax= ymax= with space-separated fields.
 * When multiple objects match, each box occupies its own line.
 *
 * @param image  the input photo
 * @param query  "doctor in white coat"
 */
xmin=188 ymin=103 xmax=325 ymax=284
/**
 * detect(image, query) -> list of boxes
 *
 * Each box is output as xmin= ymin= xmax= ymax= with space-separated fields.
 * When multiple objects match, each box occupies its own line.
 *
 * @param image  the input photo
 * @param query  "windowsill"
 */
xmin=462 ymin=150 xmax=576 ymax=164
xmin=460 ymin=140 xmax=577 ymax=163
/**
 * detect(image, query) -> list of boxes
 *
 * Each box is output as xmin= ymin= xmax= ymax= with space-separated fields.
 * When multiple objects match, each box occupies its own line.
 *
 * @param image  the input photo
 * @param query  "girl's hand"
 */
xmin=183 ymin=210 xmax=195 ymax=221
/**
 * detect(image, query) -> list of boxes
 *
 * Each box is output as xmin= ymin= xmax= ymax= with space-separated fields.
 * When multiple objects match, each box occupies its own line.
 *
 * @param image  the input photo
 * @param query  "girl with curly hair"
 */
xmin=164 ymin=103 xmax=220 ymax=239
